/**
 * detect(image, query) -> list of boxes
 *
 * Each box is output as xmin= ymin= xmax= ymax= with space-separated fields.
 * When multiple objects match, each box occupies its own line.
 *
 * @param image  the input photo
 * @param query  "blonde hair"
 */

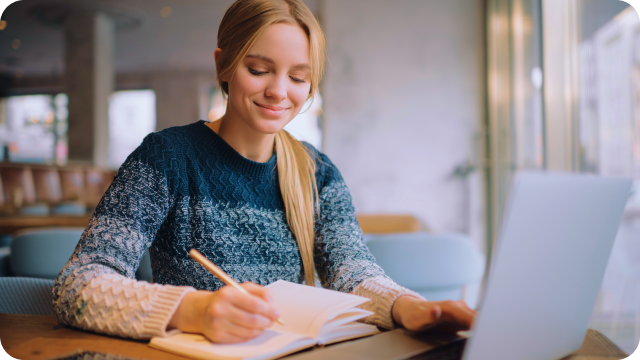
xmin=216 ymin=0 xmax=325 ymax=286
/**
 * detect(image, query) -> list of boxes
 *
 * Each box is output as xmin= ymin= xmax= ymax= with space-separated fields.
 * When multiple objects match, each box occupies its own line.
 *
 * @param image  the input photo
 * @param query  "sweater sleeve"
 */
xmin=52 ymin=133 xmax=195 ymax=340
xmin=313 ymin=153 xmax=424 ymax=330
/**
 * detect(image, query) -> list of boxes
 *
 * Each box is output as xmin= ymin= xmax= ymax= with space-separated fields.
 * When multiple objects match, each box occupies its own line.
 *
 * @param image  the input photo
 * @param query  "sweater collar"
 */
xmin=194 ymin=120 xmax=278 ymax=177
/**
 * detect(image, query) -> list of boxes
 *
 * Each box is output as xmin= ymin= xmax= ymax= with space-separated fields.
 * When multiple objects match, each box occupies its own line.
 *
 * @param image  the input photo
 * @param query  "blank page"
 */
xmin=267 ymin=280 xmax=370 ymax=338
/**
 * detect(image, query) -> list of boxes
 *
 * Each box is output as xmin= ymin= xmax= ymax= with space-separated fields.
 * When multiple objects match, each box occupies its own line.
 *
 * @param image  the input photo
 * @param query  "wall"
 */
xmin=321 ymin=0 xmax=485 ymax=237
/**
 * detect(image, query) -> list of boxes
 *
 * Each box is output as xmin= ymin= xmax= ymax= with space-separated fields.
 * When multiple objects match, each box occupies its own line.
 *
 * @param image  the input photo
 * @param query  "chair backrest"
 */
xmin=357 ymin=214 xmax=423 ymax=234
xmin=59 ymin=167 xmax=86 ymax=202
xmin=0 ymin=166 xmax=37 ymax=207
xmin=0 ymin=277 xmax=54 ymax=315
xmin=85 ymin=168 xmax=115 ymax=208
xmin=51 ymin=202 xmax=87 ymax=215
xmin=32 ymin=168 xmax=63 ymax=204
xmin=10 ymin=228 xmax=84 ymax=279
xmin=366 ymin=232 xmax=485 ymax=300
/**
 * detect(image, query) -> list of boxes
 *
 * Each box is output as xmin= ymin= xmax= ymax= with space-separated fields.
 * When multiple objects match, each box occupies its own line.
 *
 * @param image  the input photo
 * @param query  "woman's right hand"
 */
xmin=168 ymin=282 xmax=281 ymax=343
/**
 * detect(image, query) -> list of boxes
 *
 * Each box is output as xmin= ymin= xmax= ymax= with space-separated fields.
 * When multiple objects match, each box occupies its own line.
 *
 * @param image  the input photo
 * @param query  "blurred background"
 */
xmin=0 ymin=0 xmax=638 ymax=353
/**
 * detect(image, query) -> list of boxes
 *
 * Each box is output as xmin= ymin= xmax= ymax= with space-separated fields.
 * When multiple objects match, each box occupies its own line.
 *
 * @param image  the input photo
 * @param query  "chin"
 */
xmin=249 ymin=116 xmax=293 ymax=135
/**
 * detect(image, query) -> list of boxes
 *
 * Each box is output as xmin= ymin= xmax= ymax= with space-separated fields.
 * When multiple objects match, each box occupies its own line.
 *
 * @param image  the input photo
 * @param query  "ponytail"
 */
xmin=274 ymin=130 xmax=318 ymax=286
xmin=216 ymin=0 xmax=326 ymax=286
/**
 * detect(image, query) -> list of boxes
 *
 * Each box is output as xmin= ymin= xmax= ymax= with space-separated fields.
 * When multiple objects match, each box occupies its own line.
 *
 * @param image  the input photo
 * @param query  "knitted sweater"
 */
xmin=52 ymin=120 xmax=421 ymax=340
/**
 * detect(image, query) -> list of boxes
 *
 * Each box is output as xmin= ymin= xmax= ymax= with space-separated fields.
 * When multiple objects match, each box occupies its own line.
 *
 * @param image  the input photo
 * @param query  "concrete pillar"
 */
xmin=151 ymin=72 xmax=213 ymax=131
xmin=64 ymin=12 xmax=114 ymax=167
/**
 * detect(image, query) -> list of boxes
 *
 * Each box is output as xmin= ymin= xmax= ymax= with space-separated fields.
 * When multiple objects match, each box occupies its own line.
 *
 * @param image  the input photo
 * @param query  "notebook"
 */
xmin=149 ymin=280 xmax=380 ymax=360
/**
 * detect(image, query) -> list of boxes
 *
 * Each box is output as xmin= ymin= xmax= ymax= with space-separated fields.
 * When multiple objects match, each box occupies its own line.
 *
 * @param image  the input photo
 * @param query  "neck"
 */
xmin=208 ymin=114 xmax=275 ymax=163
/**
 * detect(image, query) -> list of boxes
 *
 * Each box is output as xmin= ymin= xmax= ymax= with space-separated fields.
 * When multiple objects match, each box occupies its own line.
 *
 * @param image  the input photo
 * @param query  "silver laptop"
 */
xmin=286 ymin=171 xmax=632 ymax=360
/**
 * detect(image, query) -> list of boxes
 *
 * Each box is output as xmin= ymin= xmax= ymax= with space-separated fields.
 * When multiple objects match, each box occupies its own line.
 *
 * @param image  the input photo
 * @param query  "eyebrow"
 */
xmin=245 ymin=54 xmax=311 ymax=70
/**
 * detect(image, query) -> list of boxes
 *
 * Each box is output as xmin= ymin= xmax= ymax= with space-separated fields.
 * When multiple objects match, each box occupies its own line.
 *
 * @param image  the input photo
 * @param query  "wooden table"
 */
xmin=0 ymin=314 xmax=629 ymax=360
xmin=0 ymin=215 xmax=92 ymax=235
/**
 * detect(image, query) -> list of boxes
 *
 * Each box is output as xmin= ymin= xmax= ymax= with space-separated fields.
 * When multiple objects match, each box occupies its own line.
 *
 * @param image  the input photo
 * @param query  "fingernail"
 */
xmin=433 ymin=306 xmax=442 ymax=320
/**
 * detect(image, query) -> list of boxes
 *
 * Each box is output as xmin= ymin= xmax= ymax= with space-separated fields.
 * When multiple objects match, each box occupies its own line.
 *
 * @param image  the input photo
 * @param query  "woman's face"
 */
xmin=224 ymin=23 xmax=311 ymax=135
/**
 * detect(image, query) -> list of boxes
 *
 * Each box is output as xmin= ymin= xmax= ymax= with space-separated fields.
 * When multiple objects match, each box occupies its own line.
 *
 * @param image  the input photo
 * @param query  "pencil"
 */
xmin=188 ymin=249 xmax=286 ymax=326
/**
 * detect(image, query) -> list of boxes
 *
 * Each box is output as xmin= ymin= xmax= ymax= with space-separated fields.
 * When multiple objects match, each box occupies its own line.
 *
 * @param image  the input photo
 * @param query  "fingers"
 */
xmin=401 ymin=300 xmax=477 ymax=333
xmin=438 ymin=300 xmax=476 ymax=330
xmin=239 ymin=283 xmax=280 ymax=321
xmin=219 ymin=285 xmax=280 ymax=321
xmin=203 ymin=320 xmax=264 ymax=343
xmin=200 ymin=284 xmax=278 ymax=344
xmin=242 ymin=282 xmax=275 ymax=304
xmin=226 ymin=303 xmax=273 ymax=330
xmin=224 ymin=320 xmax=265 ymax=340
xmin=431 ymin=305 xmax=442 ymax=322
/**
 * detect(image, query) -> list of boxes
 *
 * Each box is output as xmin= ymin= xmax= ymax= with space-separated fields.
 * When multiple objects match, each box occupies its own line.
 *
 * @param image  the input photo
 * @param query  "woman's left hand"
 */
xmin=391 ymin=295 xmax=476 ymax=333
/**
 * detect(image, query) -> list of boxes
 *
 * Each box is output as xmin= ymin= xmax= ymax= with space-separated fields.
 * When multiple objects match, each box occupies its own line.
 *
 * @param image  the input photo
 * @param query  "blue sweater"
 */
xmin=53 ymin=121 xmax=421 ymax=339
xmin=54 ymin=119 xmax=389 ymax=306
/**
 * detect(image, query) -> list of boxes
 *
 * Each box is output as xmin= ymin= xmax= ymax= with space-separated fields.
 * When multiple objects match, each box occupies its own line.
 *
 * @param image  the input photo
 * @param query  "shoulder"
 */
xmin=133 ymin=121 xmax=205 ymax=159
xmin=299 ymin=141 xmax=343 ymax=190
xmin=141 ymin=122 xmax=201 ymax=150
xmin=124 ymin=121 xmax=202 ymax=179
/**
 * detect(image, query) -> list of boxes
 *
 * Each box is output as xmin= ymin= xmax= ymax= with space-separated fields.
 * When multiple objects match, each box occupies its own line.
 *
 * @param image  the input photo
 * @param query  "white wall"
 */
xmin=322 ymin=0 xmax=484 ymax=236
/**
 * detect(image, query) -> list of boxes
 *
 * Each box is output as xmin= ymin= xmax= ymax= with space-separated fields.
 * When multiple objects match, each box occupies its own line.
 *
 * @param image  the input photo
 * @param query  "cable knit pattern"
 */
xmin=53 ymin=120 xmax=418 ymax=339
xmin=353 ymin=275 xmax=425 ymax=330
xmin=72 ymin=274 xmax=193 ymax=339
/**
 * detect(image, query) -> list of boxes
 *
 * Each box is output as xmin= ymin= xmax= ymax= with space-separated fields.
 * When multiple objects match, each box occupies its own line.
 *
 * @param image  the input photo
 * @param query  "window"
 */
xmin=0 ymin=90 xmax=157 ymax=168
xmin=0 ymin=93 xmax=68 ymax=164
xmin=576 ymin=3 xmax=639 ymax=353
xmin=107 ymin=90 xmax=157 ymax=169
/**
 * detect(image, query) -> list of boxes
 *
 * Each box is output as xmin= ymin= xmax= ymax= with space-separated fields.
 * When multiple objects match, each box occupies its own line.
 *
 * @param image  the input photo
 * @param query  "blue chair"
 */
xmin=10 ymin=227 xmax=154 ymax=282
xmin=0 ymin=246 xmax=10 ymax=276
xmin=365 ymin=232 xmax=485 ymax=307
xmin=136 ymin=249 xmax=153 ymax=282
xmin=0 ymin=277 xmax=54 ymax=315
xmin=51 ymin=202 xmax=87 ymax=215
xmin=20 ymin=204 xmax=50 ymax=216
xmin=10 ymin=228 xmax=84 ymax=279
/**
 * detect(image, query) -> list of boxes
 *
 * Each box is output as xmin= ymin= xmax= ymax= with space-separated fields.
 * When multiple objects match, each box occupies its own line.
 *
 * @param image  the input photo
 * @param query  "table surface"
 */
xmin=0 ymin=314 xmax=629 ymax=360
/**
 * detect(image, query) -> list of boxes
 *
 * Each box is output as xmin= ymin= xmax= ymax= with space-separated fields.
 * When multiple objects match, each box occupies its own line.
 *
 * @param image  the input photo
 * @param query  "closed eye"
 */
xmin=290 ymin=76 xmax=306 ymax=83
xmin=248 ymin=68 xmax=268 ymax=75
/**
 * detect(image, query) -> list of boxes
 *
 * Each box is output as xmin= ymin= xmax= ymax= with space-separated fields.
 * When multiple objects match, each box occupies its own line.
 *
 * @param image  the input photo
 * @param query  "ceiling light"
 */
xmin=161 ymin=6 xmax=172 ymax=18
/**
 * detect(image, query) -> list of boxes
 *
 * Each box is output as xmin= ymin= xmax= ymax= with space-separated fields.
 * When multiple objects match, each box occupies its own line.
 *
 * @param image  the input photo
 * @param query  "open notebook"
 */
xmin=149 ymin=280 xmax=380 ymax=360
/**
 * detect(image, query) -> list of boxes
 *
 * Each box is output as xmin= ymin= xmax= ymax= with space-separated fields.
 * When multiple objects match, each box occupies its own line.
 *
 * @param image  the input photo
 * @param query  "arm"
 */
xmin=52 ymin=133 xmax=194 ymax=340
xmin=313 ymin=154 xmax=475 ymax=331
xmin=312 ymin=155 xmax=423 ymax=329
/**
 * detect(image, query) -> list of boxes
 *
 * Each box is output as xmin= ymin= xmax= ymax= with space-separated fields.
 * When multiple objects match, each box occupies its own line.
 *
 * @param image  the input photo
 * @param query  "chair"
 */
xmin=51 ymin=201 xmax=87 ymax=215
xmin=59 ymin=167 xmax=86 ymax=203
xmin=0 ymin=165 xmax=50 ymax=215
xmin=0 ymin=246 xmax=10 ymax=276
xmin=31 ymin=167 xmax=63 ymax=204
xmin=85 ymin=168 xmax=115 ymax=209
xmin=357 ymin=214 xmax=424 ymax=234
xmin=0 ymin=277 xmax=54 ymax=315
xmin=365 ymin=232 xmax=485 ymax=307
xmin=136 ymin=249 xmax=153 ymax=282
xmin=10 ymin=228 xmax=84 ymax=279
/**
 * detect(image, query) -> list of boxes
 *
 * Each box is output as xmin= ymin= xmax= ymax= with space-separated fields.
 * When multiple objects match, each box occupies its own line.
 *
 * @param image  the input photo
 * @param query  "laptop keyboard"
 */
xmin=408 ymin=338 xmax=467 ymax=360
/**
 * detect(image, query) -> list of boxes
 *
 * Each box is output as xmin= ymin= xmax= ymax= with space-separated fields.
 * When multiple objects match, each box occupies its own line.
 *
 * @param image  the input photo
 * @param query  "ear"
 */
xmin=214 ymin=48 xmax=228 ymax=81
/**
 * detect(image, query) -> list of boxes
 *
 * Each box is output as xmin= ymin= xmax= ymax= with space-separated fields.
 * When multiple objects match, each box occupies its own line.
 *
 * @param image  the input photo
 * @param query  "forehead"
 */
xmin=247 ymin=23 xmax=310 ymax=66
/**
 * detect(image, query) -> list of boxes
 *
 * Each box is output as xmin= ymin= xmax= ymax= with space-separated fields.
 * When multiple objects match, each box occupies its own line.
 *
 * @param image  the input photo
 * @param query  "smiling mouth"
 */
xmin=254 ymin=102 xmax=288 ymax=111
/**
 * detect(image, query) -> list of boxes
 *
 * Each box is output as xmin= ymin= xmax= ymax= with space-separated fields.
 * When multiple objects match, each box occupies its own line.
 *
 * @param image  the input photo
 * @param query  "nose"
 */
xmin=264 ymin=75 xmax=287 ymax=101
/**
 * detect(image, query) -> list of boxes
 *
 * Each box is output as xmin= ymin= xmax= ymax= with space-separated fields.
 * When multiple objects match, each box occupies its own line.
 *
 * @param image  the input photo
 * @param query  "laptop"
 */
xmin=286 ymin=171 xmax=632 ymax=360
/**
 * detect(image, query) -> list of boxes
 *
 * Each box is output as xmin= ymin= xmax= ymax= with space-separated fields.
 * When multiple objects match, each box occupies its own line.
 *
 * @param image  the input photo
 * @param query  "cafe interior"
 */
xmin=0 ymin=0 xmax=639 ymax=356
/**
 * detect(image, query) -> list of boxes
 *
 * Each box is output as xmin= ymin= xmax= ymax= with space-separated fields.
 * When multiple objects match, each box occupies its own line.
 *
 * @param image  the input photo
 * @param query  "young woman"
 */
xmin=53 ymin=0 xmax=475 ymax=343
